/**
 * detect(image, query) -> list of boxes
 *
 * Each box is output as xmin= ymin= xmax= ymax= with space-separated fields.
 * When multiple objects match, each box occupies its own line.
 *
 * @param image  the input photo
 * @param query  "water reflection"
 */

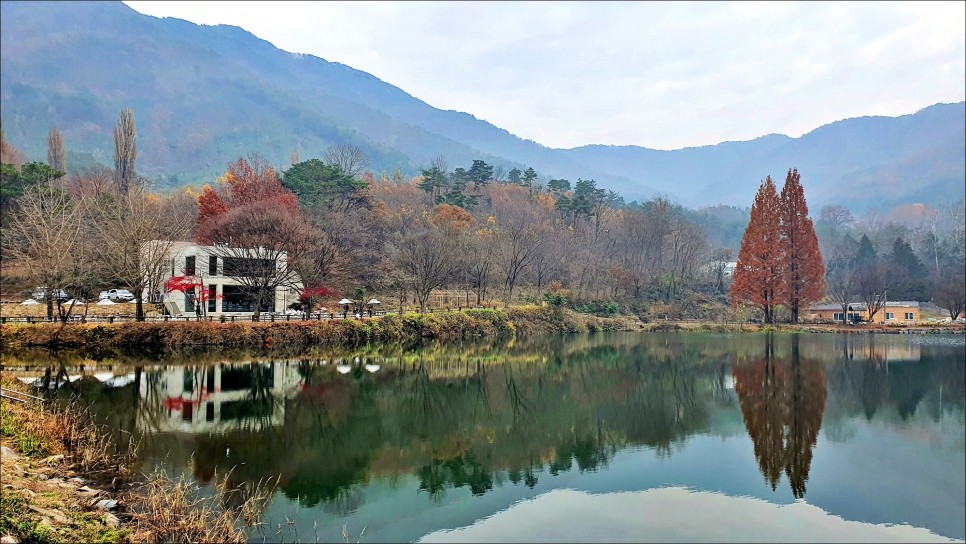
xmin=733 ymin=334 xmax=827 ymax=498
xmin=5 ymin=332 xmax=964 ymax=542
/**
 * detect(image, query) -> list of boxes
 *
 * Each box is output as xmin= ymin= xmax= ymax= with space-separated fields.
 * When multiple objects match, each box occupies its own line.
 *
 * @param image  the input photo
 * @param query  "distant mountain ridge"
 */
xmin=1 ymin=0 xmax=962 ymax=212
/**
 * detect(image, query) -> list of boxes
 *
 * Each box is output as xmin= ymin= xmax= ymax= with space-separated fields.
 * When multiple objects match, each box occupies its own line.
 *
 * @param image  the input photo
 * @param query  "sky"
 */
xmin=123 ymin=1 xmax=965 ymax=151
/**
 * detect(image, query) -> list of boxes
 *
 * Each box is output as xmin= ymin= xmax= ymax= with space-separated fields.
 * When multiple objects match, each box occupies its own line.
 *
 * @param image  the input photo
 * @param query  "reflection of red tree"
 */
xmin=733 ymin=337 xmax=827 ymax=498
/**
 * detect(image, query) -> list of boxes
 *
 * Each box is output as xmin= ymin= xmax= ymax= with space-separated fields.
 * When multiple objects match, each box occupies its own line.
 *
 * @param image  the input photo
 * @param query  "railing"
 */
xmin=0 ymin=306 xmax=496 ymax=325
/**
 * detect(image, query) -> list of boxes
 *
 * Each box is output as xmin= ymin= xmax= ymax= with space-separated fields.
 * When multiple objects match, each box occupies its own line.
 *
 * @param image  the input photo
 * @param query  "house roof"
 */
xmin=807 ymin=301 xmax=920 ymax=312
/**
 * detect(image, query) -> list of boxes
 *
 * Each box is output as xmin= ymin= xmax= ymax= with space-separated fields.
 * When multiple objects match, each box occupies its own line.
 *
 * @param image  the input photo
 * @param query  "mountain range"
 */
xmin=1 ymin=0 xmax=963 ymax=212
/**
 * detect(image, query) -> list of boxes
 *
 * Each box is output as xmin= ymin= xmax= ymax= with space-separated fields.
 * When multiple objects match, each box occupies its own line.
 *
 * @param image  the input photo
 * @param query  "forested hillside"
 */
xmin=1 ymin=0 xmax=963 ymax=212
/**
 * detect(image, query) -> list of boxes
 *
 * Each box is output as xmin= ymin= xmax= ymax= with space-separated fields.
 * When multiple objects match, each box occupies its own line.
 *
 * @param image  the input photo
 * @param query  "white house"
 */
xmin=142 ymin=240 xmax=302 ymax=316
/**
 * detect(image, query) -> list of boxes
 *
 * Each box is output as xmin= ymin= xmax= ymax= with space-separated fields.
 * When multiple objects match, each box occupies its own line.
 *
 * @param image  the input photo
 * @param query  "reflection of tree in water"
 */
xmin=417 ymin=452 xmax=493 ymax=501
xmin=733 ymin=334 xmax=827 ymax=498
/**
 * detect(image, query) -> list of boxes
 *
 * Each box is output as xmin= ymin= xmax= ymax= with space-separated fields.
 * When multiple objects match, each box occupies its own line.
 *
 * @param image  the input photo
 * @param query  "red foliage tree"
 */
xmin=195 ymin=154 xmax=301 ymax=236
xmin=730 ymin=176 xmax=782 ymax=323
xmin=779 ymin=168 xmax=826 ymax=323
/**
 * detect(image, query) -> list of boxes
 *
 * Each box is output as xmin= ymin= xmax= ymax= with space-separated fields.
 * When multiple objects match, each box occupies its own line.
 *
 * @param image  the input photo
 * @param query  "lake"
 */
xmin=4 ymin=332 xmax=964 ymax=543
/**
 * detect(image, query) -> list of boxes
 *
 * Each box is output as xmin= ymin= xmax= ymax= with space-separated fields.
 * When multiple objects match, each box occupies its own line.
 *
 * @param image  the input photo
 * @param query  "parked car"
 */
xmin=99 ymin=288 xmax=135 ymax=302
xmin=32 ymin=287 xmax=69 ymax=300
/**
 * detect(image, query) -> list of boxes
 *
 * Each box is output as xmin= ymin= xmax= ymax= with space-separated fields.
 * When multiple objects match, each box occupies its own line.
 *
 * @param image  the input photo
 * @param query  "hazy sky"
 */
xmin=124 ymin=1 xmax=965 ymax=150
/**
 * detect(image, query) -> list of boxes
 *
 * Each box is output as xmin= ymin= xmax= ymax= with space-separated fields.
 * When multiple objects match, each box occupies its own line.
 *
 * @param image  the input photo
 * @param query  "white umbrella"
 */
xmin=368 ymin=299 xmax=381 ymax=305
xmin=65 ymin=299 xmax=85 ymax=305
xmin=96 ymin=299 xmax=116 ymax=305
xmin=20 ymin=298 xmax=40 ymax=305
xmin=336 ymin=364 xmax=352 ymax=374
xmin=364 ymin=364 xmax=381 ymax=373
xmin=338 ymin=298 xmax=353 ymax=305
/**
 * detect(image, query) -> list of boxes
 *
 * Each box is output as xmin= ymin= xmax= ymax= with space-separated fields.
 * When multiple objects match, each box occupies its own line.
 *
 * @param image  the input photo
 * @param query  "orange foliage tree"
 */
xmin=730 ymin=176 xmax=782 ymax=323
xmin=779 ymin=168 xmax=825 ymax=323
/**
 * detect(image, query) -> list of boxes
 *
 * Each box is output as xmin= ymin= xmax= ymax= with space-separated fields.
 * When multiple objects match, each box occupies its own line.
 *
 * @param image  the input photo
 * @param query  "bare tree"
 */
xmin=1 ymin=121 xmax=28 ymax=168
xmin=429 ymin=155 xmax=448 ymax=175
xmin=290 ymin=147 xmax=300 ymax=166
xmin=709 ymin=247 xmax=734 ymax=295
xmin=198 ymin=198 xmax=314 ymax=320
xmin=7 ymin=179 xmax=90 ymax=322
xmin=95 ymin=185 xmax=194 ymax=320
xmin=323 ymin=143 xmax=369 ymax=178
xmin=494 ymin=188 xmax=546 ymax=307
xmin=47 ymin=127 xmax=66 ymax=174
xmin=113 ymin=109 xmax=138 ymax=194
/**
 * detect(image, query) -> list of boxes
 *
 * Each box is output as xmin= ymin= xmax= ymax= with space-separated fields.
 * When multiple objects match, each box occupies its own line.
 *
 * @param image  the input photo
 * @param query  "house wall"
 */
xmin=143 ymin=241 xmax=301 ymax=316
xmin=806 ymin=305 xmax=920 ymax=324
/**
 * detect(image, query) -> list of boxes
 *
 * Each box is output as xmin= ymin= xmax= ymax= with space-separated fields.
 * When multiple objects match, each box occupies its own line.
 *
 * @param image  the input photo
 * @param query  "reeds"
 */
xmin=128 ymin=468 xmax=278 ymax=543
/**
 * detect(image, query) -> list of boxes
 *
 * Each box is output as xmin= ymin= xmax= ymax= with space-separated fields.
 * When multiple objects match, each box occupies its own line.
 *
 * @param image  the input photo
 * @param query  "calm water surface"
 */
xmin=4 ymin=332 xmax=964 ymax=542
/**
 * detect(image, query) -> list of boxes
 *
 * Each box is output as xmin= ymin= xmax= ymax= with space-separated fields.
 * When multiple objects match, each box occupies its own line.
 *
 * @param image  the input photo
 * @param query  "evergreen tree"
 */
xmin=417 ymin=165 xmax=449 ymax=203
xmin=522 ymin=167 xmax=538 ymax=191
xmin=887 ymin=236 xmax=928 ymax=301
xmin=467 ymin=160 xmax=493 ymax=188
xmin=730 ymin=176 xmax=782 ymax=323
xmin=778 ymin=168 xmax=825 ymax=323
xmin=547 ymin=178 xmax=571 ymax=194
xmin=507 ymin=168 xmax=522 ymax=185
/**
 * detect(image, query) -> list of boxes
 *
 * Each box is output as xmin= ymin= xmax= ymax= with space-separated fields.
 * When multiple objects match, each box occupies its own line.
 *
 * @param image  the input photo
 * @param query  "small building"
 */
xmin=805 ymin=301 xmax=920 ymax=324
xmin=142 ymin=240 xmax=302 ymax=316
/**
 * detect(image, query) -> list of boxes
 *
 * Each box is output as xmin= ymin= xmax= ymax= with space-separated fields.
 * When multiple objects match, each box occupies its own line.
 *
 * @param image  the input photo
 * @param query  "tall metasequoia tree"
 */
xmin=730 ymin=176 xmax=782 ymax=323
xmin=112 ymin=109 xmax=137 ymax=194
xmin=47 ymin=127 xmax=66 ymax=174
xmin=778 ymin=168 xmax=825 ymax=323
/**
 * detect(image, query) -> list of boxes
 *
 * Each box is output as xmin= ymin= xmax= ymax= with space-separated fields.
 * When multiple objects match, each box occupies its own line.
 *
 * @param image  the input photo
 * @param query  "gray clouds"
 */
xmin=124 ymin=1 xmax=965 ymax=149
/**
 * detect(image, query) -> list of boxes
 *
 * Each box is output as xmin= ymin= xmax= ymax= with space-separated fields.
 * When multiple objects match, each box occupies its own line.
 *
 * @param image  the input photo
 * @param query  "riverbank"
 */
xmin=0 ymin=377 xmax=260 ymax=544
xmin=0 ymin=306 xmax=636 ymax=351
xmin=1 ymin=306 xmax=962 ymax=352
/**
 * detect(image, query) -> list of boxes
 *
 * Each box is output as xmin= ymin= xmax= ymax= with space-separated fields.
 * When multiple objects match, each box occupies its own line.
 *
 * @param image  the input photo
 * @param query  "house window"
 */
xmin=208 ymin=286 xmax=217 ymax=313
xmin=208 ymin=256 xmax=218 ymax=276
xmin=185 ymin=256 xmax=196 ymax=276
xmin=833 ymin=313 xmax=843 ymax=321
xmin=905 ymin=312 xmax=914 ymax=320
xmin=886 ymin=312 xmax=895 ymax=320
xmin=223 ymin=257 xmax=274 ymax=278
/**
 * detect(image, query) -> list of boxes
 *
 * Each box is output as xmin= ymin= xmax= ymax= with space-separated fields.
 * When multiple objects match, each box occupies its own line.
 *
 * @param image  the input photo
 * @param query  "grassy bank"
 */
xmin=3 ymin=307 xmax=960 ymax=352
xmin=0 ymin=377 xmax=270 ymax=543
xmin=0 ymin=307 xmax=636 ymax=351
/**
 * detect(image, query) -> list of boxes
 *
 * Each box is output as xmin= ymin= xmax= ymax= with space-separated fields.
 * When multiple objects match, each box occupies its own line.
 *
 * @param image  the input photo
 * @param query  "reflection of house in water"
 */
xmin=830 ymin=336 xmax=921 ymax=364
xmin=139 ymin=363 xmax=303 ymax=434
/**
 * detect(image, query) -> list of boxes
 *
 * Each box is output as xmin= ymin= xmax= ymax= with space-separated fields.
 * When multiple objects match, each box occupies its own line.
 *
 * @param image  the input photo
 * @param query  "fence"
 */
xmin=0 ymin=305 xmax=497 ymax=325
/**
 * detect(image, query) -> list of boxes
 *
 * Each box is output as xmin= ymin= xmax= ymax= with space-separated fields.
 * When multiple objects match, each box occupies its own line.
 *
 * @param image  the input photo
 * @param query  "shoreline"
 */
xmin=1 ymin=307 xmax=963 ymax=353
xmin=0 ymin=377 xmax=258 ymax=543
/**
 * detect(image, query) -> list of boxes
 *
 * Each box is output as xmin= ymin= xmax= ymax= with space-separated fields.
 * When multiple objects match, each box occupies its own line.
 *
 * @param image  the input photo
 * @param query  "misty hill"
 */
xmin=1 ymin=0 xmax=962 ymax=212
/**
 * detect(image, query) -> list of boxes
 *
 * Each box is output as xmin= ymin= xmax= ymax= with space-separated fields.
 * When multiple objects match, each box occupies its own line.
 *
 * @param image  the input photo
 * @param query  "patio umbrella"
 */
xmin=368 ymin=299 xmax=381 ymax=305
xmin=20 ymin=298 xmax=40 ymax=305
xmin=338 ymin=298 xmax=353 ymax=305
xmin=336 ymin=364 xmax=352 ymax=374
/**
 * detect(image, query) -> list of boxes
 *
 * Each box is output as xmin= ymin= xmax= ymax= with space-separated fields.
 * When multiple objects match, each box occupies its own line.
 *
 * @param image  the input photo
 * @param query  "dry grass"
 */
xmin=1 ymin=377 xmax=141 ymax=488
xmin=2 ymin=377 xmax=278 ymax=544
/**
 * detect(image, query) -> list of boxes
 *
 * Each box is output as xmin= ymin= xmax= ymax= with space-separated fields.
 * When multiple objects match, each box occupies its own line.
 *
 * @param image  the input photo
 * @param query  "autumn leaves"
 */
xmin=730 ymin=169 xmax=825 ymax=323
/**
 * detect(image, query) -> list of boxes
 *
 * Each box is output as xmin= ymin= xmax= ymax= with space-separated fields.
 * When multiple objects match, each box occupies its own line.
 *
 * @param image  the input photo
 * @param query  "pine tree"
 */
xmin=887 ymin=236 xmax=928 ymax=301
xmin=778 ymin=168 xmax=825 ymax=323
xmin=730 ymin=176 xmax=782 ymax=323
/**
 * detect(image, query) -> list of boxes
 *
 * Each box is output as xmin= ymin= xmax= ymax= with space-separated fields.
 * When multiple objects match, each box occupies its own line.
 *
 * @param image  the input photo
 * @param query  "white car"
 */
xmin=32 ymin=287 xmax=69 ymax=300
xmin=99 ymin=288 xmax=135 ymax=302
